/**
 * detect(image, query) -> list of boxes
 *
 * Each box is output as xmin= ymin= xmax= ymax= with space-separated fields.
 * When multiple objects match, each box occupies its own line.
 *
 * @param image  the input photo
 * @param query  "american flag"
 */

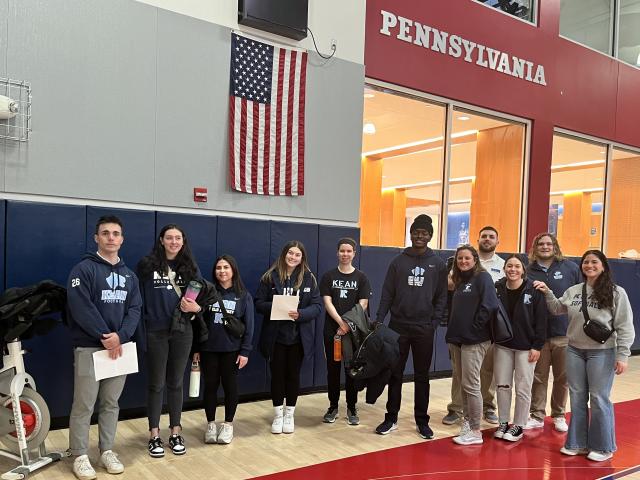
xmin=229 ymin=33 xmax=307 ymax=196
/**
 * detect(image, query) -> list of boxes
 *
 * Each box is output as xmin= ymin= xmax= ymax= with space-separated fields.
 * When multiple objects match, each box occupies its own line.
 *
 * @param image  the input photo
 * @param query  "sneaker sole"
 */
xmin=452 ymin=438 xmax=483 ymax=445
xmin=442 ymin=418 xmax=460 ymax=426
xmin=148 ymin=451 xmax=165 ymax=458
xmin=217 ymin=439 xmax=232 ymax=444
xmin=171 ymin=449 xmax=186 ymax=455
xmin=204 ymin=438 xmax=217 ymax=444
xmin=347 ymin=419 xmax=360 ymax=425
xmin=560 ymin=447 xmax=589 ymax=456
xmin=503 ymin=435 xmax=523 ymax=442
xmin=103 ymin=466 xmax=124 ymax=474
xmin=376 ymin=425 xmax=397 ymax=435
xmin=323 ymin=417 xmax=338 ymax=424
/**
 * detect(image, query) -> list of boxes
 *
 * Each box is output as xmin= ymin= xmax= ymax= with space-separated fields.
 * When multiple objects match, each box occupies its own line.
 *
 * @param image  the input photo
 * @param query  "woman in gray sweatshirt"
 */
xmin=533 ymin=249 xmax=635 ymax=463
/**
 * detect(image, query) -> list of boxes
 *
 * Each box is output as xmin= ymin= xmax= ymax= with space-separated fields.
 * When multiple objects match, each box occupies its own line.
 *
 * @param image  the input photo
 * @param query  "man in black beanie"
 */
xmin=374 ymin=214 xmax=447 ymax=439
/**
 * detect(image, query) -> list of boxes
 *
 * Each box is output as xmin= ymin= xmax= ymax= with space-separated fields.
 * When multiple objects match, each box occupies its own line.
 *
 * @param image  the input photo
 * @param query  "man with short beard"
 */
xmin=443 ymin=226 xmax=503 ymax=425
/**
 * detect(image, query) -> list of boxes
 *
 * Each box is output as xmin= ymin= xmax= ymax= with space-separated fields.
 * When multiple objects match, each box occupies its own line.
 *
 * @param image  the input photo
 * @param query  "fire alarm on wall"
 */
xmin=193 ymin=187 xmax=208 ymax=203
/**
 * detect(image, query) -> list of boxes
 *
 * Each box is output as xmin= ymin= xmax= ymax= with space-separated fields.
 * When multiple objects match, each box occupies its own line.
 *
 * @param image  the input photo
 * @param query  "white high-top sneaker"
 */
xmin=283 ymin=406 xmax=295 ymax=434
xmin=271 ymin=405 xmax=284 ymax=434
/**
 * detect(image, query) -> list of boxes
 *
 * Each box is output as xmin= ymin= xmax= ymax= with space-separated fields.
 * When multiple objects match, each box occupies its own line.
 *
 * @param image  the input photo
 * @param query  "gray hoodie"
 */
xmin=544 ymin=283 xmax=635 ymax=362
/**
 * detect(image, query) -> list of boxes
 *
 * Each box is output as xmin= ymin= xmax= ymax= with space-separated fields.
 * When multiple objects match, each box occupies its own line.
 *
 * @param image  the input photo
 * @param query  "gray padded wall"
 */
xmin=0 ymin=0 xmax=364 ymax=223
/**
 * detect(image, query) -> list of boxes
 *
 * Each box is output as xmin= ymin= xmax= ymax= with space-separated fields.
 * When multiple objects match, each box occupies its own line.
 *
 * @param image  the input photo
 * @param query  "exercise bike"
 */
xmin=0 ymin=281 xmax=67 ymax=480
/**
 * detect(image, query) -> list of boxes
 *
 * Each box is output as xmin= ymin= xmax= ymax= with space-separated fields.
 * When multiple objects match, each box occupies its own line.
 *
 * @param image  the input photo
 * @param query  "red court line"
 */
xmin=255 ymin=399 xmax=640 ymax=480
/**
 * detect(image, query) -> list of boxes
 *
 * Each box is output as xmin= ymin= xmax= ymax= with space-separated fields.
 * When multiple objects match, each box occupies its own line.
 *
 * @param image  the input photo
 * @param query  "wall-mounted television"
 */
xmin=238 ymin=0 xmax=308 ymax=41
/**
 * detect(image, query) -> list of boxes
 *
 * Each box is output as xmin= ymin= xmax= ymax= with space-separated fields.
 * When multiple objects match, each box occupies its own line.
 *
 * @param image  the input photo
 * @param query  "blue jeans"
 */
xmin=565 ymin=345 xmax=616 ymax=453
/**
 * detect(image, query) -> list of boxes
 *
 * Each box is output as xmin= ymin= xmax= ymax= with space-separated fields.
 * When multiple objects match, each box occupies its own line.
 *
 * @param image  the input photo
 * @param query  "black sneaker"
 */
xmin=168 ymin=434 xmax=186 ymax=455
xmin=148 ymin=436 xmax=164 ymax=458
xmin=503 ymin=425 xmax=524 ymax=442
xmin=494 ymin=422 xmax=509 ymax=439
xmin=346 ymin=407 xmax=360 ymax=425
xmin=323 ymin=407 xmax=338 ymax=423
xmin=375 ymin=419 xmax=397 ymax=435
xmin=416 ymin=424 xmax=434 ymax=439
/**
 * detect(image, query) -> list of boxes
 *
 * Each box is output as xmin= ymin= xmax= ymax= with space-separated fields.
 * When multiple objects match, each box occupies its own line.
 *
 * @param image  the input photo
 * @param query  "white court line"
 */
xmin=368 ymin=466 xmax=621 ymax=480
xmin=596 ymin=464 xmax=640 ymax=480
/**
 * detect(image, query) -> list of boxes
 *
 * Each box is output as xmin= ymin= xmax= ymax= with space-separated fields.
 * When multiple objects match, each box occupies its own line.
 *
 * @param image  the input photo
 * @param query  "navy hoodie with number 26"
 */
xmin=66 ymin=253 xmax=142 ymax=348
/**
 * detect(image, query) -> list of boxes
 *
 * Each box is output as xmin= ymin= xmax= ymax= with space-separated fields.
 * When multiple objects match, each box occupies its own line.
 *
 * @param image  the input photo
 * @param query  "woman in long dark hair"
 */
xmin=192 ymin=255 xmax=254 ymax=445
xmin=137 ymin=224 xmax=202 ymax=458
xmin=446 ymin=245 xmax=499 ymax=446
xmin=534 ymin=249 xmax=634 ymax=462
xmin=256 ymin=240 xmax=322 ymax=434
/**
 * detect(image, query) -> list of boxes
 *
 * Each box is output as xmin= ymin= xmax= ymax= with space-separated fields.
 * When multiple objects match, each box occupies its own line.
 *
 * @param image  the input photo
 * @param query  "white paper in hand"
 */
xmin=270 ymin=295 xmax=299 ymax=320
xmin=93 ymin=342 xmax=139 ymax=381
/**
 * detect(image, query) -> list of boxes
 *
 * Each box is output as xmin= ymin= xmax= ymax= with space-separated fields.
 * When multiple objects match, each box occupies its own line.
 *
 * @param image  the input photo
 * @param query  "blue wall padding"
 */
xmin=5 ymin=201 xmax=86 ymax=418
xmin=216 ymin=216 xmax=271 ymax=395
xmin=2 ymin=200 xmax=639 ymax=423
xmin=155 ymin=212 xmax=218 ymax=280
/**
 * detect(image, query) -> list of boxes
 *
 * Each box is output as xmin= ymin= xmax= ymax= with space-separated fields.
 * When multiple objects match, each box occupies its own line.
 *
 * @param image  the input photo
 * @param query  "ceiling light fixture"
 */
xmin=550 ymin=160 xmax=605 ymax=170
xmin=457 ymin=116 xmax=470 ymax=121
xmin=362 ymin=130 xmax=478 ymax=157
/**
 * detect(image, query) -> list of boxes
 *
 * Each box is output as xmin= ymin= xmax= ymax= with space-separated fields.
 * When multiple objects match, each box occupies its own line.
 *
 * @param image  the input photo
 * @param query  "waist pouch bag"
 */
xmin=581 ymin=283 xmax=614 ymax=344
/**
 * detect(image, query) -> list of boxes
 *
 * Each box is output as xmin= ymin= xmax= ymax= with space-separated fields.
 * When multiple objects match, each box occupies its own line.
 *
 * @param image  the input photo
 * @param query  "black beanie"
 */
xmin=410 ymin=214 xmax=433 ymax=235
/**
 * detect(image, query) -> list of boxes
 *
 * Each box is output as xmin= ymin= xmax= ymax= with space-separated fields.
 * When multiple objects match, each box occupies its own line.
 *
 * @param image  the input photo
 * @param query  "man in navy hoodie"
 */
xmin=374 ymin=214 xmax=447 ymax=439
xmin=525 ymin=232 xmax=580 ymax=433
xmin=66 ymin=216 xmax=142 ymax=480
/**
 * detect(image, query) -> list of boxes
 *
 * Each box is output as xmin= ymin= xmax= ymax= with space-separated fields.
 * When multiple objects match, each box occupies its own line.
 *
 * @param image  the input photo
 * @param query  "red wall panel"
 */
xmin=364 ymin=0 xmax=640 ymax=242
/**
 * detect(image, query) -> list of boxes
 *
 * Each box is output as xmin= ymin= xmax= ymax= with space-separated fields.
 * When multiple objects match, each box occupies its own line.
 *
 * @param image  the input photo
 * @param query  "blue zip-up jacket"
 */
xmin=375 ymin=247 xmax=447 ymax=327
xmin=256 ymin=270 xmax=322 ymax=360
xmin=495 ymin=278 xmax=547 ymax=351
xmin=527 ymin=259 xmax=581 ymax=338
xmin=196 ymin=287 xmax=254 ymax=357
xmin=446 ymin=271 xmax=498 ymax=345
xmin=137 ymin=261 xmax=202 ymax=332
xmin=66 ymin=253 xmax=142 ymax=348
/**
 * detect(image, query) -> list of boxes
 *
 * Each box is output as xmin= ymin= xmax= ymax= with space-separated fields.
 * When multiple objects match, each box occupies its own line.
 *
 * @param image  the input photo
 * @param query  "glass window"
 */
xmin=605 ymin=147 xmax=640 ymax=257
xmin=549 ymin=134 xmax=606 ymax=257
xmin=617 ymin=0 xmax=640 ymax=66
xmin=560 ymin=0 xmax=613 ymax=54
xmin=360 ymin=87 xmax=446 ymax=248
xmin=474 ymin=0 xmax=536 ymax=23
xmin=446 ymin=109 xmax=526 ymax=251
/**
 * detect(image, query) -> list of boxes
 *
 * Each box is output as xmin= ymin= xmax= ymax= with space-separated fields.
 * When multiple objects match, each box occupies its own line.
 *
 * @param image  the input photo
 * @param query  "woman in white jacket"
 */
xmin=533 ymin=249 xmax=635 ymax=462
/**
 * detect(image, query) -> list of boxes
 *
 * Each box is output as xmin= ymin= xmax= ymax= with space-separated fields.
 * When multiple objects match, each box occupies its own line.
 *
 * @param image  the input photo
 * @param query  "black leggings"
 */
xmin=200 ymin=351 xmax=239 ymax=423
xmin=270 ymin=342 xmax=304 ymax=407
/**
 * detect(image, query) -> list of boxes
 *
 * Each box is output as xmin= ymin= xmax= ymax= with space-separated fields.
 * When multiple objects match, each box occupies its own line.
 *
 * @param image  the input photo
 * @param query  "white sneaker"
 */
xmin=560 ymin=446 xmax=589 ymax=456
xmin=73 ymin=455 xmax=97 ymax=480
xmin=452 ymin=430 xmax=483 ymax=445
xmin=283 ymin=406 xmax=295 ymax=434
xmin=217 ymin=423 xmax=234 ymax=444
xmin=553 ymin=416 xmax=568 ymax=432
xmin=459 ymin=419 xmax=471 ymax=437
xmin=204 ymin=422 xmax=217 ymax=444
xmin=587 ymin=450 xmax=613 ymax=462
xmin=100 ymin=450 xmax=124 ymax=474
xmin=523 ymin=417 xmax=544 ymax=429
xmin=271 ymin=405 xmax=284 ymax=434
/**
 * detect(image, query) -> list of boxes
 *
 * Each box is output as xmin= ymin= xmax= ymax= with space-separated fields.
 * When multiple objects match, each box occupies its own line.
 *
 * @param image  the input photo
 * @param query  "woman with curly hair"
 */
xmin=533 ymin=250 xmax=635 ymax=462
xmin=446 ymin=245 xmax=499 ymax=446
xmin=137 ymin=224 xmax=202 ymax=457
